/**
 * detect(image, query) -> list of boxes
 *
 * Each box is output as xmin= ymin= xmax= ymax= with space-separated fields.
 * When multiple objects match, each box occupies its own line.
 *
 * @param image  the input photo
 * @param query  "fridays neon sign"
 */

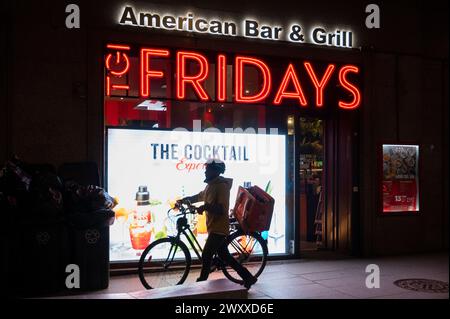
xmin=105 ymin=43 xmax=361 ymax=109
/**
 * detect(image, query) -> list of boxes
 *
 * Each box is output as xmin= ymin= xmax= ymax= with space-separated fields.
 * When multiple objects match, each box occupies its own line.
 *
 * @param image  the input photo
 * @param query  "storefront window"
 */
xmin=170 ymin=101 xmax=265 ymax=130
xmin=104 ymin=47 xmax=287 ymax=262
xmin=299 ymin=117 xmax=325 ymax=251
xmin=102 ymin=41 xmax=356 ymax=261
xmin=105 ymin=97 xmax=170 ymax=128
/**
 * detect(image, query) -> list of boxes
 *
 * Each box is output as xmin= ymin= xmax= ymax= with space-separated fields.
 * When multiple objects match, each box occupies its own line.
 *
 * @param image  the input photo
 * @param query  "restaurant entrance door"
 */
xmin=296 ymin=112 xmax=360 ymax=256
xmin=298 ymin=117 xmax=326 ymax=252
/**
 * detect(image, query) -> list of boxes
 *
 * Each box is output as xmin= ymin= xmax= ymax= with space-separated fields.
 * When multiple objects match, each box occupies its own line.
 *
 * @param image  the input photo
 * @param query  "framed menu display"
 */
xmin=381 ymin=144 xmax=420 ymax=213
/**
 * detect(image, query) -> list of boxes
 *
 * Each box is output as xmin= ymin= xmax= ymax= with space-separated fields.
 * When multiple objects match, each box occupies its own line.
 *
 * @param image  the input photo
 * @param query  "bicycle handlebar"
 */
xmin=168 ymin=201 xmax=198 ymax=217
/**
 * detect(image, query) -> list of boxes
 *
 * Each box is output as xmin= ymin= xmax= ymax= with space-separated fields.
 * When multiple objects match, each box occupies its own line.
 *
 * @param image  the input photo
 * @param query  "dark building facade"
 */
xmin=1 ymin=0 xmax=448 ymax=260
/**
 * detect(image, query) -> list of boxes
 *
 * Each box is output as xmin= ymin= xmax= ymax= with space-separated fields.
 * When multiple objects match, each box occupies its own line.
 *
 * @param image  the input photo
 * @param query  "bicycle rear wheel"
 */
xmin=222 ymin=230 xmax=268 ymax=284
xmin=138 ymin=237 xmax=191 ymax=289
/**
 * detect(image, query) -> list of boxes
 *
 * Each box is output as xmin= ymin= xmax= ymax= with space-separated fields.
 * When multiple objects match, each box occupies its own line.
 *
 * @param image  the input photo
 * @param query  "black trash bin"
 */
xmin=0 ymin=159 xmax=68 ymax=297
xmin=8 ymin=214 xmax=69 ymax=297
xmin=67 ymin=209 xmax=115 ymax=291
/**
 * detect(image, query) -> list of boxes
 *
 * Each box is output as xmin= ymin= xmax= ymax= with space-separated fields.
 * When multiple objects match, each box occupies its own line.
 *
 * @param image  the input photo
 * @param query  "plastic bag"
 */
xmin=0 ymin=157 xmax=33 ymax=212
xmin=3 ymin=158 xmax=33 ymax=192
xmin=29 ymin=171 xmax=64 ymax=217
xmin=64 ymin=182 xmax=117 ymax=214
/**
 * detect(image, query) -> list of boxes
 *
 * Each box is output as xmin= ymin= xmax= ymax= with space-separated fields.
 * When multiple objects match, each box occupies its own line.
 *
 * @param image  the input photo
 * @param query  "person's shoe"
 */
xmin=196 ymin=277 xmax=207 ymax=282
xmin=243 ymin=275 xmax=258 ymax=289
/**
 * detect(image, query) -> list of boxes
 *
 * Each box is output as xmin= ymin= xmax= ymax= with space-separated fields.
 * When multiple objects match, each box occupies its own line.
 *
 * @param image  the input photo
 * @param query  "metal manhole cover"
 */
xmin=394 ymin=279 xmax=448 ymax=293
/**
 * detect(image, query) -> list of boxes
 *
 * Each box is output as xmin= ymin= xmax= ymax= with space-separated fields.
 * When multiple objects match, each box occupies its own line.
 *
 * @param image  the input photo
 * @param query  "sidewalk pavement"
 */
xmin=64 ymin=252 xmax=449 ymax=299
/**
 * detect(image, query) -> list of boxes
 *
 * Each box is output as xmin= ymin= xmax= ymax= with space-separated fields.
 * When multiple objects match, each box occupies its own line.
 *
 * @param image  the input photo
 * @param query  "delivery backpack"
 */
xmin=232 ymin=185 xmax=275 ymax=233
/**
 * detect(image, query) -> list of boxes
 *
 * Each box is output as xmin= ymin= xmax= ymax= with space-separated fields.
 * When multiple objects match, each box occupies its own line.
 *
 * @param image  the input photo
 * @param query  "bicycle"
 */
xmin=138 ymin=201 xmax=268 ymax=289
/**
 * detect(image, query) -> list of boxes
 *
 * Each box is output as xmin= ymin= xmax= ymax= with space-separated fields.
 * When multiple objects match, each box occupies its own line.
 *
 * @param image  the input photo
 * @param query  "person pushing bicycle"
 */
xmin=177 ymin=158 xmax=258 ymax=289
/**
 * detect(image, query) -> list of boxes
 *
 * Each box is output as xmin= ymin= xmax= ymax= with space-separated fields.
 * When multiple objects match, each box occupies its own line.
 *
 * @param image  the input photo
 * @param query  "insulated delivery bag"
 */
xmin=232 ymin=185 xmax=275 ymax=233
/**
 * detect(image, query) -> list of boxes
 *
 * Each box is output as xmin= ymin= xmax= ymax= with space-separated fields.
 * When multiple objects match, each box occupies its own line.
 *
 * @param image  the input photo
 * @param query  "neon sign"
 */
xmin=105 ymin=44 xmax=131 ymax=96
xmin=105 ymin=44 xmax=361 ymax=110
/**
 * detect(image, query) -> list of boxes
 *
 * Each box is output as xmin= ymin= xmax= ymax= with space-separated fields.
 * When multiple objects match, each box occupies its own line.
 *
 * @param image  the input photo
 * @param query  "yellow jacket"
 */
xmin=191 ymin=176 xmax=233 ymax=236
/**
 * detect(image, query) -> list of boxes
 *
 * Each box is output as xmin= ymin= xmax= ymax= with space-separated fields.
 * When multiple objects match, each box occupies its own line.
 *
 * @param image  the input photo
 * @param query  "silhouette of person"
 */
xmin=178 ymin=158 xmax=257 ymax=289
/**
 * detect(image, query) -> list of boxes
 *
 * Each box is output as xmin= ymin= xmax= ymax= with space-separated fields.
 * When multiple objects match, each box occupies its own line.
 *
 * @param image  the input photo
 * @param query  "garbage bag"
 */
xmin=84 ymin=185 xmax=117 ymax=211
xmin=2 ymin=157 xmax=33 ymax=193
xmin=0 ymin=157 xmax=63 ymax=217
xmin=0 ymin=157 xmax=33 ymax=212
xmin=29 ymin=171 xmax=64 ymax=218
xmin=64 ymin=182 xmax=117 ymax=214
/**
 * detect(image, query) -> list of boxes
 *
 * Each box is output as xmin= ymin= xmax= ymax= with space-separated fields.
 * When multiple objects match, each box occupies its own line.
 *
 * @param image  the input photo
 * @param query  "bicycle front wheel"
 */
xmin=138 ymin=237 xmax=191 ymax=289
xmin=222 ymin=230 xmax=268 ymax=284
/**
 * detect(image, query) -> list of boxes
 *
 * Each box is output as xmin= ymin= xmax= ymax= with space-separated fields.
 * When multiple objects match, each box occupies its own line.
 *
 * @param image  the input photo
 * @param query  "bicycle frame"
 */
xmin=173 ymin=217 xmax=204 ymax=261
xmin=166 ymin=205 xmax=262 ymax=270
xmin=169 ymin=210 xmax=230 ymax=271
xmin=138 ymin=208 xmax=268 ymax=292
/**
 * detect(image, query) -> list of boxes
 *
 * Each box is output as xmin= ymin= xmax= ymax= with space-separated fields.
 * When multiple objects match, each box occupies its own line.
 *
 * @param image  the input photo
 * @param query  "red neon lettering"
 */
xmin=105 ymin=76 xmax=111 ymax=96
xmin=338 ymin=65 xmax=361 ymax=109
xmin=176 ymin=51 xmax=210 ymax=101
xmin=104 ymin=43 xmax=362 ymax=110
xmin=105 ymin=44 xmax=132 ymax=96
xmin=105 ymin=52 xmax=130 ymax=76
xmin=304 ymin=62 xmax=335 ymax=107
xmin=217 ymin=54 xmax=227 ymax=102
xmin=106 ymin=44 xmax=130 ymax=51
xmin=105 ymin=78 xmax=130 ymax=96
xmin=111 ymin=85 xmax=130 ymax=90
xmin=140 ymin=48 xmax=170 ymax=98
xmin=235 ymin=56 xmax=271 ymax=103
xmin=273 ymin=64 xmax=307 ymax=106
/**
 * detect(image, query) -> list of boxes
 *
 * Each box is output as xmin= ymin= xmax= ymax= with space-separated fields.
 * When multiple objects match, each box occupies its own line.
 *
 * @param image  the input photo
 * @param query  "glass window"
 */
xmin=299 ymin=117 xmax=325 ymax=251
xmin=104 ymin=97 xmax=170 ymax=129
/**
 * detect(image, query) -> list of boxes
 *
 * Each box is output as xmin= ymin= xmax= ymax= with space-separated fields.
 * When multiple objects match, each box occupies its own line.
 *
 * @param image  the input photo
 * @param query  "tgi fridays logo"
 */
xmin=118 ymin=6 xmax=354 ymax=48
xmin=105 ymin=43 xmax=361 ymax=109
